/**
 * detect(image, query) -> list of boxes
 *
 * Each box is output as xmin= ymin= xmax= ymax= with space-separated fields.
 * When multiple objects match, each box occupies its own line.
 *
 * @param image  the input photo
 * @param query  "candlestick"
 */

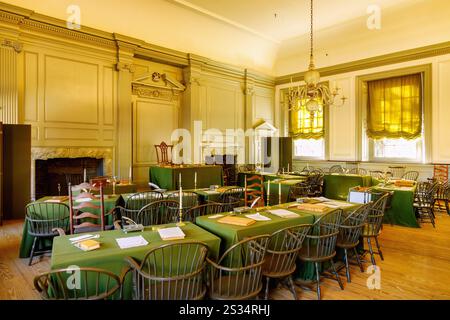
xmin=194 ymin=172 xmax=197 ymax=190
xmin=129 ymin=166 xmax=132 ymax=183
xmin=177 ymin=186 xmax=185 ymax=226
xmin=267 ymin=180 xmax=270 ymax=206
xmin=83 ymin=168 xmax=87 ymax=182
xmin=278 ymin=183 xmax=282 ymax=205
xmin=112 ymin=176 xmax=117 ymax=196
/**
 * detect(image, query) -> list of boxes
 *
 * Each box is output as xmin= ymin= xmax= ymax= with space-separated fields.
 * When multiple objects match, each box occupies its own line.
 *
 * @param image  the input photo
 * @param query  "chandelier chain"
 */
xmin=310 ymin=0 xmax=314 ymax=60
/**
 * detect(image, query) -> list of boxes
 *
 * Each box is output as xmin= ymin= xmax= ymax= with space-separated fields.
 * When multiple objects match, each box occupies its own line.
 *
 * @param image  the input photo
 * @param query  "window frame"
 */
xmin=289 ymin=83 xmax=330 ymax=161
xmin=356 ymin=64 xmax=432 ymax=164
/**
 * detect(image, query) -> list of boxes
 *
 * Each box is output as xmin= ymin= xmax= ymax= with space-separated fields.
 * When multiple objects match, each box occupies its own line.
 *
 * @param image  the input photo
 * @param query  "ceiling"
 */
xmin=174 ymin=0 xmax=415 ymax=42
xmin=1 ymin=0 xmax=445 ymax=75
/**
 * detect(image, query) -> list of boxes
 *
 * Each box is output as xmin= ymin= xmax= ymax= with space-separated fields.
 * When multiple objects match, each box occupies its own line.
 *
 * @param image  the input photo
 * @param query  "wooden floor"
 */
xmin=1 ymin=210 xmax=450 ymax=300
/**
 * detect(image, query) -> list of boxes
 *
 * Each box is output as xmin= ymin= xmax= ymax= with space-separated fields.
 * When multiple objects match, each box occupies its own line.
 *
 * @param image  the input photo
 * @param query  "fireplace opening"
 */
xmin=35 ymin=157 xmax=103 ymax=199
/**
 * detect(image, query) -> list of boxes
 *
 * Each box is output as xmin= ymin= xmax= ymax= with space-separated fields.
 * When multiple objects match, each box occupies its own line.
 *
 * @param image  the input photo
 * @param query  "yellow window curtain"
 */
xmin=289 ymin=99 xmax=324 ymax=140
xmin=367 ymin=73 xmax=422 ymax=140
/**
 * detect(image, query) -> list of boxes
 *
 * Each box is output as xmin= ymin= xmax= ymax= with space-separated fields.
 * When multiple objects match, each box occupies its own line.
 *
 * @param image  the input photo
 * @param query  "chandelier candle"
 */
xmin=83 ymin=168 xmax=87 ymax=182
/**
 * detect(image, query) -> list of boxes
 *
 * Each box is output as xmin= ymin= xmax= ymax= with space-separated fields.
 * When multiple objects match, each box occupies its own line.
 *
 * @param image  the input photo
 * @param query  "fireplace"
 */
xmin=35 ymin=157 xmax=104 ymax=199
xmin=31 ymin=147 xmax=113 ymax=200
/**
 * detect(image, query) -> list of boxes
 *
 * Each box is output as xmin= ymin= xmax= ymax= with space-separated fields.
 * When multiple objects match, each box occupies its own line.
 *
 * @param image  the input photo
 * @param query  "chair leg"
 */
xmin=343 ymin=249 xmax=351 ymax=283
xmin=353 ymin=247 xmax=364 ymax=272
xmin=374 ymin=237 xmax=384 ymax=261
xmin=28 ymin=237 xmax=38 ymax=266
xmin=314 ymin=262 xmax=321 ymax=300
xmin=429 ymin=209 xmax=436 ymax=228
xmin=367 ymin=237 xmax=376 ymax=266
xmin=287 ymin=276 xmax=298 ymax=300
xmin=264 ymin=277 xmax=270 ymax=300
xmin=330 ymin=259 xmax=344 ymax=290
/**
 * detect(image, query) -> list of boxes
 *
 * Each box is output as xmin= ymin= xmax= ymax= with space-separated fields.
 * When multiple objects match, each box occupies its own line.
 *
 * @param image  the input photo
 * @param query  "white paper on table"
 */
xmin=208 ymin=214 xmax=224 ymax=219
xmin=348 ymin=192 xmax=367 ymax=204
xmin=320 ymin=203 xmax=340 ymax=208
xmin=69 ymin=234 xmax=95 ymax=242
xmin=245 ymin=213 xmax=271 ymax=221
xmin=45 ymin=199 xmax=62 ymax=203
xmin=116 ymin=235 xmax=149 ymax=249
xmin=204 ymin=190 xmax=220 ymax=194
xmin=312 ymin=197 xmax=332 ymax=202
xmin=75 ymin=197 xmax=93 ymax=203
xmin=268 ymin=209 xmax=299 ymax=219
xmin=327 ymin=201 xmax=355 ymax=208
xmin=158 ymin=227 xmax=186 ymax=240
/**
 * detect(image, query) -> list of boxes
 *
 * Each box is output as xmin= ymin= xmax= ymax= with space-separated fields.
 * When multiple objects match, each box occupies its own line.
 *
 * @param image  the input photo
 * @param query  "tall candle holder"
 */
xmin=267 ymin=180 xmax=270 ymax=206
xmin=112 ymin=176 xmax=117 ymax=196
xmin=278 ymin=183 xmax=282 ymax=205
xmin=176 ymin=187 xmax=185 ymax=227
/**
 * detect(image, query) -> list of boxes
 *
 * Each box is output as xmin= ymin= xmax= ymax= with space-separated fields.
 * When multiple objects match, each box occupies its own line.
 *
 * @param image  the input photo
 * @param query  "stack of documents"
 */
xmin=245 ymin=213 xmax=271 ymax=221
xmin=116 ymin=235 xmax=149 ymax=249
xmin=268 ymin=209 xmax=299 ymax=218
xmin=158 ymin=227 xmax=186 ymax=241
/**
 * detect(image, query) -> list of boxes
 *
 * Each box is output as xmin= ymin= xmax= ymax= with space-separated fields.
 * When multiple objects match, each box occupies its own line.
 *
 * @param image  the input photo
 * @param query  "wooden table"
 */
xmin=51 ymin=222 xmax=221 ymax=299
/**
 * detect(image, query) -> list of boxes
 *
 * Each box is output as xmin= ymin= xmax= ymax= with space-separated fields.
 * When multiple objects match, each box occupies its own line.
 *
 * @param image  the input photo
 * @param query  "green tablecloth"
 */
xmin=19 ymin=195 xmax=122 ymax=258
xmin=237 ymin=172 xmax=305 ymax=187
xmin=372 ymin=183 xmax=419 ymax=228
xmin=263 ymin=179 xmax=305 ymax=205
xmin=149 ymin=165 xmax=223 ymax=190
xmin=51 ymin=222 xmax=221 ymax=299
xmin=196 ymin=201 xmax=360 ymax=281
xmin=323 ymin=174 xmax=373 ymax=201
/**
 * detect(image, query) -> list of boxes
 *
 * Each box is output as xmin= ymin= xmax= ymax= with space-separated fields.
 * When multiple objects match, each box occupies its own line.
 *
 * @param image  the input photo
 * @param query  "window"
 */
xmin=365 ymin=73 xmax=425 ymax=162
xmin=289 ymin=98 xmax=325 ymax=159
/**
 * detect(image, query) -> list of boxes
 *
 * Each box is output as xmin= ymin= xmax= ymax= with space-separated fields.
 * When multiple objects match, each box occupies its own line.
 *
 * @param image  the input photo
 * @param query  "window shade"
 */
xmin=289 ymin=100 xmax=324 ymax=140
xmin=367 ymin=73 xmax=422 ymax=140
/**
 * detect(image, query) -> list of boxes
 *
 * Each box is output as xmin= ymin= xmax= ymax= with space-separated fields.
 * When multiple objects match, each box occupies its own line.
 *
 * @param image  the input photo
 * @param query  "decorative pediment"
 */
xmin=253 ymin=119 xmax=278 ymax=132
xmin=132 ymin=72 xmax=185 ymax=101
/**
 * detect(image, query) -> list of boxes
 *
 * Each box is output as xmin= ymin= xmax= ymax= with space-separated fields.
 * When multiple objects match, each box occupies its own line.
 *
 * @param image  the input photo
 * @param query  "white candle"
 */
xmin=179 ymin=173 xmax=182 ymax=188
xmin=83 ymin=168 xmax=87 ymax=182
xmin=287 ymin=163 xmax=290 ymax=173
xmin=279 ymin=183 xmax=282 ymax=204
xmin=194 ymin=172 xmax=197 ymax=189
xmin=129 ymin=166 xmax=132 ymax=182
xmin=179 ymin=186 xmax=183 ymax=210
xmin=267 ymin=180 xmax=270 ymax=206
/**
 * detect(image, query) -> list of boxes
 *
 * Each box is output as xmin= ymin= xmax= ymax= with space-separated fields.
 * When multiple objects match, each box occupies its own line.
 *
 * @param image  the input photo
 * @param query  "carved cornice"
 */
xmin=276 ymin=41 xmax=450 ymax=85
xmin=20 ymin=18 xmax=116 ymax=48
xmin=116 ymin=62 xmax=136 ymax=73
xmin=0 ymin=38 xmax=22 ymax=52
xmin=0 ymin=4 xmax=275 ymax=83
xmin=132 ymin=83 xmax=180 ymax=101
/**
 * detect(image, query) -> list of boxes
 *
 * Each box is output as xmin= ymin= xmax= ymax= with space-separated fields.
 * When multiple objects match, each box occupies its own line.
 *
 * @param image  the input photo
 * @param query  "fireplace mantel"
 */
xmin=30 ymin=147 xmax=113 ymax=200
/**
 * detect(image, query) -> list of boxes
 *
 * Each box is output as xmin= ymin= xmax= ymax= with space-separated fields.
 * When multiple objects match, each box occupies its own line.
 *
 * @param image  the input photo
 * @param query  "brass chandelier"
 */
xmin=288 ymin=0 xmax=347 ymax=113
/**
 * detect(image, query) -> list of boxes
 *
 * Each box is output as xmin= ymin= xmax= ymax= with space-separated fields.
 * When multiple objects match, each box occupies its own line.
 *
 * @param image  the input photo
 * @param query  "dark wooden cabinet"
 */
xmin=1 ymin=123 xmax=31 ymax=222
xmin=262 ymin=137 xmax=292 ymax=172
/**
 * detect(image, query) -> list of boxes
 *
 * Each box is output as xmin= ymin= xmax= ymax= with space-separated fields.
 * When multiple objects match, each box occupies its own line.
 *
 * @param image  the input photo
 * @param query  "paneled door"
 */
xmin=132 ymin=95 xmax=180 ymax=184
